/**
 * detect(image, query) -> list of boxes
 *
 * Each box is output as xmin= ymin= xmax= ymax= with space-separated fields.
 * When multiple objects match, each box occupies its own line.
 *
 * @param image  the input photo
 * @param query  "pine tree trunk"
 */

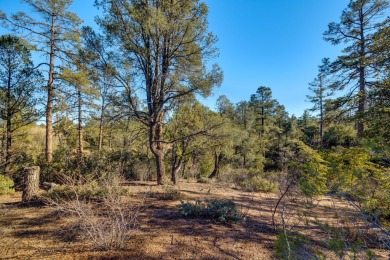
xmin=261 ymin=106 xmax=265 ymax=135
xmin=108 ymin=122 xmax=113 ymax=149
xmin=358 ymin=71 xmax=365 ymax=135
xmin=150 ymin=120 xmax=166 ymax=185
xmin=22 ymin=166 xmax=40 ymax=202
xmin=46 ymin=14 xmax=56 ymax=164
xmin=5 ymin=113 xmax=11 ymax=175
xmin=357 ymin=10 xmax=366 ymax=136
xmin=181 ymin=160 xmax=187 ymax=178
xmin=98 ymin=97 xmax=105 ymax=152
xmin=171 ymin=146 xmax=177 ymax=184
xmin=155 ymin=151 xmax=166 ymax=185
xmin=171 ymin=146 xmax=183 ymax=185
xmin=172 ymin=165 xmax=181 ymax=184
xmin=208 ymin=151 xmax=221 ymax=179
xmin=98 ymin=113 xmax=104 ymax=152
xmin=1 ymin=131 xmax=5 ymax=172
xmin=319 ymin=87 xmax=323 ymax=146
xmin=5 ymin=63 xmax=12 ymax=175
xmin=77 ymin=90 xmax=83 ymax=156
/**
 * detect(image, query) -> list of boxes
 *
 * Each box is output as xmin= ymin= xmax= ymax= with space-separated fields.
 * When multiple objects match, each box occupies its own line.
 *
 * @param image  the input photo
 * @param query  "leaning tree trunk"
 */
xmin=171 ymin=160 xmax=183 ymax=185
xmin=22 ymin=166 xmax=40 ymax=202
xmin=171 ymin=146 xmax=183 ymax=185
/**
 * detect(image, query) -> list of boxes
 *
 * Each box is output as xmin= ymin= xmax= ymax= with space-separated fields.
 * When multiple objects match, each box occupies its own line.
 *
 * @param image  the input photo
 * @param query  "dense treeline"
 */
xmin=0 ymin=0 xmax=389 ymax=225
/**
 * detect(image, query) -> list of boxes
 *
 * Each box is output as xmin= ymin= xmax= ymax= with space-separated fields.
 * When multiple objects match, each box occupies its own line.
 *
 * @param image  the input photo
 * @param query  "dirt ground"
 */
xmin=0 ymin=181 xmax=389 ymax=259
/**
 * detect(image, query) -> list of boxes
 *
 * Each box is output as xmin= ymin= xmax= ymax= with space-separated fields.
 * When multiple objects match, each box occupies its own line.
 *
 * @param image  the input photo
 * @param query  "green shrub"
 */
xmin=179 ymin=200 xmax=205 ymax=218
xmin=0 ymin=174 xmax=15 ymax=195
xmin=179 ymin=199 xmax=244 ymax=224
xmin=325 ymin=147 xmax=390 ymax=221
xmin=275 ymin=230 xmax=308 ymax=259
xmin=240 ymin=175 xmax=278 ymax=192
xmin=323 ymin=125 xmax=357 ymax=148
xmin=197 ymin=176 xmax=210 ymax=183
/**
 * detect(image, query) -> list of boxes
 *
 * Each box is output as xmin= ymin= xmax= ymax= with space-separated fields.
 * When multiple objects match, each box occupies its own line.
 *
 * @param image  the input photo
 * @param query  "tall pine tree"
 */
xmin=96 ymin=0 xmax=222 ymax=184
xmin=0 ymin=0 xmax=82 ymax=164
xmin=324 ymin=0 xmax=389 ymax=136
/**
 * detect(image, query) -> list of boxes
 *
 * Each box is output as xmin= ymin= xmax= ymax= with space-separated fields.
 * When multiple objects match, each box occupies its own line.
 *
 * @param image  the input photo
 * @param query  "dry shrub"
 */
xmin=60 ymin=196 xmax=140 ymax=250
xmin=217 ymin=167 xmax=278 ymax=192
xmin=240 ymin=175 xmax=278 ymax=192
xmin=48 ymin=173 xmax=142 ymax=250
xmin=215 ymin=165 xmax=237 ymax=184
xmin=132 ymin=161 xmax=153 ymax=181
xmin=45 ymin=173 xmax=129 ymax=202
xmin=150 ymin=185 xmax=182 ymax=201
xmin=196 ymin=176 xmax=210 ymax=183
xmin=185 ymin=164 xmax=200 ymax=181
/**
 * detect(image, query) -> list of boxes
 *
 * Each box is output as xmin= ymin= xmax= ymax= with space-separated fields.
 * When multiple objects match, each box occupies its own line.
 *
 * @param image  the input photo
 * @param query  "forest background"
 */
xmin=0 ymin=0 xmax=389 ymax=251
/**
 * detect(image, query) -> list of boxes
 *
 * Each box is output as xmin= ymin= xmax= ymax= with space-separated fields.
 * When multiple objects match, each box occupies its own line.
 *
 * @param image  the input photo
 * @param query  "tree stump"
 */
xmin=22 ymin=166 xmax=40 ymax=202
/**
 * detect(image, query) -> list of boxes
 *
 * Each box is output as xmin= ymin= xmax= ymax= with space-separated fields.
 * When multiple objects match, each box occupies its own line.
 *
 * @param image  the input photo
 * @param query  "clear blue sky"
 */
xmin=204 ymin=0 xmax=350 ymax=116
xmin=1 ymin=0 xmax=378 ymax=116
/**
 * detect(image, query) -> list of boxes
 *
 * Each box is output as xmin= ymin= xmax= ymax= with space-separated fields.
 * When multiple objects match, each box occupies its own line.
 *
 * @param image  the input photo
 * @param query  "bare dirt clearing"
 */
xmin=0 ymin=181 xmax=388 ymax=259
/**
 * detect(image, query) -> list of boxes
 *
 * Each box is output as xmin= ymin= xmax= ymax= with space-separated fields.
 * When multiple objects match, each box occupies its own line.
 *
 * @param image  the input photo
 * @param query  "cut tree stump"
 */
xmin=22 ymin=166 xmax=40 ymax=202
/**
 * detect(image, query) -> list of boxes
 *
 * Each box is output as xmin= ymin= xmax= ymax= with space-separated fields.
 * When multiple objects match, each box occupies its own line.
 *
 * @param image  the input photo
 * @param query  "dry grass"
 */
xmin=0 ymin=181 xmax=389 ymax=259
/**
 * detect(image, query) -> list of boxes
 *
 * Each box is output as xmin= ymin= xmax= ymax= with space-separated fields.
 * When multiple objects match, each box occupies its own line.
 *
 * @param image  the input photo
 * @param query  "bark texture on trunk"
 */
xmin=171 ymin=145 xmax=183 ymax=185
xmin=5 ymin=108 xmax=11 ymax=175
xmin=208 ymin=151 xmax=222 ymax=179
xmin=46 ymin=14 xmax=56 ymax=164
xmin=22 ymin=166 xmax=40 ymax=202
xmin=108 ymin=122 xmax=113 ymax=149
xmin=319 ymin=77 xmax=324 ymax=146
xmin=155 ymin=151 xmax=166 ymax=185
xmin=98 ymin=96 xmax=106 ymax=152
xmin=357 ymin=8 xmax=366 ymax=136
xmin=171 ymin=140 xmax=189 ymax=184
xmin=77 ymin=90 xmax=83 ymax=156
xmin=150 ymin=116 xmax=166 ymax=185
xmin=98 ymin=114 xmax=104 ymax=152
xmin=5 ymin=56 xmax=12 ymax=175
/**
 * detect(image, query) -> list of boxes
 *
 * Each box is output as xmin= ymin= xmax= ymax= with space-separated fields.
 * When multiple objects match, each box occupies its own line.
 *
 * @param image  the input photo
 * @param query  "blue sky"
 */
xmin=204 ymin=0 xmax=350 ymax=116
xmin=0 ymin=0 xmax=378 ymax=116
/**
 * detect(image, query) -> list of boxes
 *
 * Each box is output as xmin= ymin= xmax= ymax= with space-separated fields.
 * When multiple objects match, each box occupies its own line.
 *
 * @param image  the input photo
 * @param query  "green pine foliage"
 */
xmin=0 ymin=2 xmax=388 ymax=257
xmin=325 ymin=147 xmax=390 ymax=221
xmin=0 ymin=174 xmax=14 ymax=195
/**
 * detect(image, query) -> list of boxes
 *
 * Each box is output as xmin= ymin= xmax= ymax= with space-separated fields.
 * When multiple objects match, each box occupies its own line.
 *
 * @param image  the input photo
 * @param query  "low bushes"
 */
xmin=179 ymin=199 xmax=244 ymax=224
xmin=240 ymin=175 xmax=278 ymax=192
xmin=44 ymin=174 xmax=128 ymax=203
xmin=0 ymin=174 xmax=14 ymax=195
xmin=215 ymin=167 xmax=279 ymax=193
xmin=151 ymin=185 xmax=182 ymax=201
